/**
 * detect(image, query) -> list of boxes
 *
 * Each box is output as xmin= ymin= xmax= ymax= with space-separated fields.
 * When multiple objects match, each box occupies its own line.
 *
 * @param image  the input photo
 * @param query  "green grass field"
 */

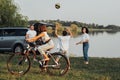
xmin=0 ymin=53 xmax=120 ymax=80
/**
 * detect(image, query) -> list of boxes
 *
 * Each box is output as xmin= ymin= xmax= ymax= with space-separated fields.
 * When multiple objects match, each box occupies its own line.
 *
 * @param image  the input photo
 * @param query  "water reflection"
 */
xmin=89 ymin=31 xmax=104 ymax=36
xmin=89 ymin=30 xmax=119 ymax=36
xmin=69 ymin=30 xmax=120 ymax=37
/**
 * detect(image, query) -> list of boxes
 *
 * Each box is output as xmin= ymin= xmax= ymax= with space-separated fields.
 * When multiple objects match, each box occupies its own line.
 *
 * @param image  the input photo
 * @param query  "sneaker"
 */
xmin=25 ymin=59 xmax=28 ymax=62
xmin=39 ymin=61 xmax=43 ymax=67
xmin=84 ymin=61 xmax=89 ymax=64
xmin=68 ymin=66 xmax=71 ymax=70
xmin=34 ymin=47 xmax=37 ymax=51
xmin=33 ymin=58 xmax=37 ymax=61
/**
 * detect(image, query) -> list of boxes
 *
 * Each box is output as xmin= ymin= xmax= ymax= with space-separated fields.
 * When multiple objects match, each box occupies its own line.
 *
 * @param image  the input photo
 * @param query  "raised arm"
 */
xmin=55 ymin=24 xmax=59 ymax=37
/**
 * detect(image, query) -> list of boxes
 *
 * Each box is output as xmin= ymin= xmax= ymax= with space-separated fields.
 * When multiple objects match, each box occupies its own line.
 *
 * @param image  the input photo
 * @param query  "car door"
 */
xmin=1 ymin=29 xmax=16 ymax=50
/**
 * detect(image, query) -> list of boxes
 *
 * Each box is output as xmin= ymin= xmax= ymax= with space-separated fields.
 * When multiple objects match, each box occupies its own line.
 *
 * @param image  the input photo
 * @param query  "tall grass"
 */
xmin=0 ymin=54 xmax=120 ymax=80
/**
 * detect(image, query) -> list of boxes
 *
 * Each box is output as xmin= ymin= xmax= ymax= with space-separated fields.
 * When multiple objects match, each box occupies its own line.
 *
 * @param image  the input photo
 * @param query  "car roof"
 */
xmin=33 ymin=22 xmax=55 ymax=27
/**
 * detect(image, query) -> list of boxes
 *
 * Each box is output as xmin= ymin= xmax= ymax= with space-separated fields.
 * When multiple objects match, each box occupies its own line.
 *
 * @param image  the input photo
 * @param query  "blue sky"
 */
xmin=14 ymin=0 xmax=120 ymax=26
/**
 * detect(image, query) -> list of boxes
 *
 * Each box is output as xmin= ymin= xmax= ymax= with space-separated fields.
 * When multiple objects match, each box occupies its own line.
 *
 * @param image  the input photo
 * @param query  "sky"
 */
xmin=14 ymin=0 xmax=120 ymax=26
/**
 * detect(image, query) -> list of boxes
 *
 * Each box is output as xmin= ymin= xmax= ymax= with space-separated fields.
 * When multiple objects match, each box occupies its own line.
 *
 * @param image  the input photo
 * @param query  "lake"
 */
xmin=51 ymin=31 xmax=120 ymax=58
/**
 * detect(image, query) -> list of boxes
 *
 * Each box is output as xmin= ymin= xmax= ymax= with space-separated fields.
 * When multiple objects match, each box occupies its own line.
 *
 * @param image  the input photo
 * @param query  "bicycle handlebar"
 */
xmin=24 ymin=39 xmax=36 ymax=47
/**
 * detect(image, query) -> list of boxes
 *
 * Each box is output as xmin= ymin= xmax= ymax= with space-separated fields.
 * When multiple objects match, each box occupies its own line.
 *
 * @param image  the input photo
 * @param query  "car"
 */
xmin=0 ymin=27 xmax=28 ymax=53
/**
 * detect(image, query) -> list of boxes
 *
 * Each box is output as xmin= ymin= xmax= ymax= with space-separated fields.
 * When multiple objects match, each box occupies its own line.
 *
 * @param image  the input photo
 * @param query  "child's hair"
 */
xmin=62 ymin=30 xmax=68 ymax=36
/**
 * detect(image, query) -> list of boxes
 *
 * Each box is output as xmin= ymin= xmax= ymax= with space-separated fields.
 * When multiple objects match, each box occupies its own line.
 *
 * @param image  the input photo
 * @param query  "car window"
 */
xmin=4 ymin=29 xmax=16 ymax=36
xmin=16 ymin=29 xmax=27 ymax=36
xmin=0 ymin=29 xmax=3 ymax=36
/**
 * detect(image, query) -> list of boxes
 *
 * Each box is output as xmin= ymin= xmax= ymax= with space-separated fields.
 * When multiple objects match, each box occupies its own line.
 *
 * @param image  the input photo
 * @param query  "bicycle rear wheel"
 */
xmin=47 ymin=52 xmax=69 ymax=76
xmin=7 ymin=52 xmax=31 ymax=76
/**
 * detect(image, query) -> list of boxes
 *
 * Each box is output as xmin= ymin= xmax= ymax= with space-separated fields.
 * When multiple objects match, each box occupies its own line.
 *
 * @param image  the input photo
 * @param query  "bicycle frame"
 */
xmin=42 ymin=52 xmax=59 ymax=68
xmin=7 ymin=41 xmax=69 ymax=76
xmin=24 ymin=42 xmax=58 ymax=67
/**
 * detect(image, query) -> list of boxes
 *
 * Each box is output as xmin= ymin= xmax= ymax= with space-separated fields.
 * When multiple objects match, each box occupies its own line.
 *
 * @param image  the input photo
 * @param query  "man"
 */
xmin=26 ymin=25 xmax=37 ymax=39
xmin=25 ymin=25 xmax=37 ymax=61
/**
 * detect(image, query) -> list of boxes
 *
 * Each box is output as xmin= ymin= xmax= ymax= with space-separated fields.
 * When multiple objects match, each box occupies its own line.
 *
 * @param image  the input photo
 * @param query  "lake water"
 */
xmin=51 ymin=31 xmax=120 ymax=58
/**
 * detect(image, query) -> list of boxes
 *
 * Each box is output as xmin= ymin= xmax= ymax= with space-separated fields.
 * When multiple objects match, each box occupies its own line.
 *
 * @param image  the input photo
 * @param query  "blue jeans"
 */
xmin=83 ymin=42 xmax=89 ymax=61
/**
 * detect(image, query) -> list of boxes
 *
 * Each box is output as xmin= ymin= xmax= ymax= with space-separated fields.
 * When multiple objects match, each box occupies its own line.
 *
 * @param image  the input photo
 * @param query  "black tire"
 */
xmin=7 ymin=52 xmax=31 ymax=76
xmin=14 ymin=45 xmax=23 ymax=53
xmin=47 ymin=52 xmax=69 ymax=76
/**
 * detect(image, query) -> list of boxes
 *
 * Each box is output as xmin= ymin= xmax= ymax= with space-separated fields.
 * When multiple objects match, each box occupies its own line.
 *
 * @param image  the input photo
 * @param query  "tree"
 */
xmin=70 ymin=24 xmax=78 ymax=32
xmin=0 ymin=0 xmax=28 ymax=27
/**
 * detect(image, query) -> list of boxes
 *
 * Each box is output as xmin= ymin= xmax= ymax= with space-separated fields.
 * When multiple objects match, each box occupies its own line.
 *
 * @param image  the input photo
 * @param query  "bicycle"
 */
xmin=7 ymin=41 xmax=70 ymax=76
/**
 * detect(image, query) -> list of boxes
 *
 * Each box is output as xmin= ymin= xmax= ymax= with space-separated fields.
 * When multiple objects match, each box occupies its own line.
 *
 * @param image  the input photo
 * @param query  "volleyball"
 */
xmin=55 ymin=3 xmax=60 ymax=9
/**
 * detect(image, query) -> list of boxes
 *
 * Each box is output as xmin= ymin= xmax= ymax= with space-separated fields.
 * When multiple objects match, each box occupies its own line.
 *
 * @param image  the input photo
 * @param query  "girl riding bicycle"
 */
xmin=26 ymin=23 xmax=54 ymax=61
xmin=7 ymin=23 xmax=69 ymax=76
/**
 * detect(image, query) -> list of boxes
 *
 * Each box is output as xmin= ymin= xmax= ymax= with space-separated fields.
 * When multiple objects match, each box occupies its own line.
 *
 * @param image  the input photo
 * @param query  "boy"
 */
xmin=55 ymin=24 xmax=72 ymax=69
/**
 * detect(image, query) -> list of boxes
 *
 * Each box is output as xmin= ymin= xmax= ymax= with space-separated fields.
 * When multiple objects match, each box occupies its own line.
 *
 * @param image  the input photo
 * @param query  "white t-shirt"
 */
xmin=26 ymin=30 xmax=37 ymax=38
xmin=57 ymin=35 xmax=71 ymax=51
xmin=80 ymin=33 xmax=90 ymax=42
xmin=41 ymin=32 xmax=50 ymax=42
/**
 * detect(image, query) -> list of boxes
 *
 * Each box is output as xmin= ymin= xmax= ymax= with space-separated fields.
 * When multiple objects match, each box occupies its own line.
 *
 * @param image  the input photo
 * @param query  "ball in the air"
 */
xmin=55 ymin=3 xmax=60 ymax=9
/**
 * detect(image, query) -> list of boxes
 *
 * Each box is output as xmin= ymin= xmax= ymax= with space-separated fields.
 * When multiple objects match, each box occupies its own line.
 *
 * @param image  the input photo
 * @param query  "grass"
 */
xmin=0 ymin=53 xmax=120 ymax=80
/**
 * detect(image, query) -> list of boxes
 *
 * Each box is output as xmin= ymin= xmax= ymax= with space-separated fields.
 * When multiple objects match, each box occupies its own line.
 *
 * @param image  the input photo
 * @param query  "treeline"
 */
xmin=29 ymin=19 xmax=120 ymax=30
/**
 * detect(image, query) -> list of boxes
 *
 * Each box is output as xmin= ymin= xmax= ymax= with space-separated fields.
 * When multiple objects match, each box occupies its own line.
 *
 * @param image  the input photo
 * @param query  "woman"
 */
xmin=26 ymin=24 xmax=54 ymax=61
xmin=76 ymin=27 xmax=90 ymax=64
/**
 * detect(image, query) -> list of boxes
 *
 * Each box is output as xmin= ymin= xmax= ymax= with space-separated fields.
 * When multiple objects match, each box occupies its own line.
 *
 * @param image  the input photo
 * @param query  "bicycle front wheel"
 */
xmin=47 ymin=52 xmax=69 ymax=76
xmin=7 ymin=52 xmax=31 ymax=76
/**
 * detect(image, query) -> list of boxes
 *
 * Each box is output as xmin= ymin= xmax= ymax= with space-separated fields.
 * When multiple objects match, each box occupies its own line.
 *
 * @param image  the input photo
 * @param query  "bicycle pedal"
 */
xmin=39 ymin=61 xmax=42 ymax=65
xmin=39 ymin=64 xmax=42 ymax=68
xmin=19 ymin=71 xmax=23 ymax=73
xmin=54 ymin=65 xmax=60 ymax=69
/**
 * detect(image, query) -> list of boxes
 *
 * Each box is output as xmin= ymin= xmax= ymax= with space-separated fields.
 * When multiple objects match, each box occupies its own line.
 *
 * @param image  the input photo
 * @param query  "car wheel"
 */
xmin=14 ymin=45 xmax=23 ymax=53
